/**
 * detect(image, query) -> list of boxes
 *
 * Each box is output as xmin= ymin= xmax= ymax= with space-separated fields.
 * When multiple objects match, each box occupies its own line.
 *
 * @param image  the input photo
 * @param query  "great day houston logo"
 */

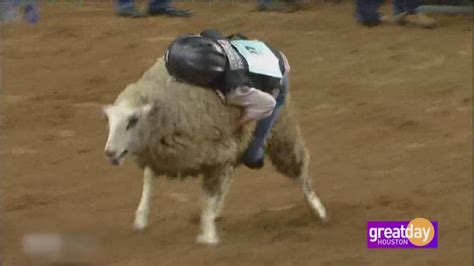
xmin=367 ymin=218 xmax=438 ymax=248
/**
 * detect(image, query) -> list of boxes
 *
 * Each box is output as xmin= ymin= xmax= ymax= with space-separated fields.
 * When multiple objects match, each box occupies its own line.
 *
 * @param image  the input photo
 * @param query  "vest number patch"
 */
xmin=231 ymin=40 xmax=283 ymax=78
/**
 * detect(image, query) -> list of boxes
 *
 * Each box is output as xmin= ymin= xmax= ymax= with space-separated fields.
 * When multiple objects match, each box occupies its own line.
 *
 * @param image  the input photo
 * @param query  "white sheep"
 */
xmin=102 ymin=57 xmax=327 ymax=245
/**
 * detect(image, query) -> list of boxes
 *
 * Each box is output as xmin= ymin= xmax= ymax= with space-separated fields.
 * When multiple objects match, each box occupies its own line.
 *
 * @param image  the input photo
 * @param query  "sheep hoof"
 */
xmin=196 ymin=234 xmax=219 ymax=245
xmin=133 ymin=217 xmax=148 ymax=231
xmin=319 ymin=215 xmax=330 ymax=225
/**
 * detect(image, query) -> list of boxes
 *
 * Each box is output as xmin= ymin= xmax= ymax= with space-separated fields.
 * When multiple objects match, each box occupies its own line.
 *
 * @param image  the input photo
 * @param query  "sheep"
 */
xmin=101 ymin=57 xmax=327 ymax=245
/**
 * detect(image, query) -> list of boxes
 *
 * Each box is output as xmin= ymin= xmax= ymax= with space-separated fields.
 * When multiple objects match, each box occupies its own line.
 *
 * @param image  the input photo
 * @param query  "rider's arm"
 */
xmin=225 ymin=86 xmax=276 ymax=125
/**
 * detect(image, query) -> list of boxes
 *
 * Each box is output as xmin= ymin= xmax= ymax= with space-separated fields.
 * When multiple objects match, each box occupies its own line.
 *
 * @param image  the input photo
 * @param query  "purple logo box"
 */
xmin=367 ymin=221 xmax=438 ymax=248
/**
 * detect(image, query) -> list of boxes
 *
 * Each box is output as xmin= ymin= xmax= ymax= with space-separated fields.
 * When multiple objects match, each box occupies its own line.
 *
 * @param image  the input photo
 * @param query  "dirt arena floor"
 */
xmin=1 ymin=1 xmax=472 ymax=265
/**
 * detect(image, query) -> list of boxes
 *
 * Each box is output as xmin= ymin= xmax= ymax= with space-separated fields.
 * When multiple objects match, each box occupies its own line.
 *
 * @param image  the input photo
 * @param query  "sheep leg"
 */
xmin=299 ymin=169 xmax=327 ymax=222
xmin=266 ymin=101 xmax=327 ymax=222
xmin=197 ymin=192 xmax=219 ymax=245
xmin=269 ymin=141 xmax=327 ymax=222
xmin=197 ymin=167 xmax=230 ymax=245
xmin=133 ymin=166 xmax=156 ymax=231
xmin=215 ymin=167 xmax=233 ymax=219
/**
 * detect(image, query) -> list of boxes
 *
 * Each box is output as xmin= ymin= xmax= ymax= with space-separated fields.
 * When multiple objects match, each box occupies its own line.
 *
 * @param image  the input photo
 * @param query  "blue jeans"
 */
xmin=354 ymin=0 xmax=384 ymax=24
xmin=1 ymin=0 xmax=39 ymax=24
xmin=392 ymin=0 xmax=420 ymax=15
xmin=258 ymin=0 xmax=273 ymax=7
xmin=117 ymin=0 xmax=170 ymax=10
xmin=242 ymin=73 xmax=289 ymax=165
xmin=355 ymin=0 xmax=421 ymax=23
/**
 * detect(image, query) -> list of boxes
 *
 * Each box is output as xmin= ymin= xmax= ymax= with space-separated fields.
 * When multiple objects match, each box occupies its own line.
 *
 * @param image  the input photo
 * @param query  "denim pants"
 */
xmin=242 ymin=72 xmax=289 ymax=165
xmin=1 ymin=0 xmax=39 ymax=24
xmin=117 ymin=0 xmax=170 ymax=10
xmin=392 ymin=0 xmax=420 ymax=15
xmin=355 ymin=0 xmax=421 ymax=22
xmin=354 ymin=0 xmax=384 ymax=24
xmin=258 ymin=0 xmax=274 ymax=7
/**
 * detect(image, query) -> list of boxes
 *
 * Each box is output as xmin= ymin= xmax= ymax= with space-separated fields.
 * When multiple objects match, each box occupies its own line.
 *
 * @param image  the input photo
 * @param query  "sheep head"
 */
xmin=102 ymin=104 xmax=152 ymax=165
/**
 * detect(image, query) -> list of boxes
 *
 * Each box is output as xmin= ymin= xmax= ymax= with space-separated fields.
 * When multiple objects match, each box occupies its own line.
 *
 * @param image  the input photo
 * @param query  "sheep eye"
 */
xmin=126 ymin=116 xmax=139 ymax=130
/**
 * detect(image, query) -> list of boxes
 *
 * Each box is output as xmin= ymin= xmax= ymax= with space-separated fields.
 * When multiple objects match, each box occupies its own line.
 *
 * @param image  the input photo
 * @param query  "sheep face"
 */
xmin=102 ymin=104 xmax=152 ymax=165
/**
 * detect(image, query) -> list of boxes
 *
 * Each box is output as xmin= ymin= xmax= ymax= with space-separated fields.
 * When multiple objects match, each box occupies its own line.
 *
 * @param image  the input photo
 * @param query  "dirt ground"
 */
xmin=1 ymin=1 xmax=472 ymax=265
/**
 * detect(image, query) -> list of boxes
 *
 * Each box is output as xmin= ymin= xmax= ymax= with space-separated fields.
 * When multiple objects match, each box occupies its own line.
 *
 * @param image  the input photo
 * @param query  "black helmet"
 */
xmin=165 ymin=35 xmax=227 ymax=87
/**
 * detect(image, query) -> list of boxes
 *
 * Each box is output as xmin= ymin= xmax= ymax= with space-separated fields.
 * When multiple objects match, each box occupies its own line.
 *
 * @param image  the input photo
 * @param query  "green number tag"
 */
xmin=231 ymin=40 xmax=283 ymax=78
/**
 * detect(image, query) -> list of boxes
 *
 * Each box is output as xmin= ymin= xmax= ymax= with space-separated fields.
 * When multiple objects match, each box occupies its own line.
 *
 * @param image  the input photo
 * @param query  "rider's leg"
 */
xmin=242 ymin=72 xmax=289 ymax=169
